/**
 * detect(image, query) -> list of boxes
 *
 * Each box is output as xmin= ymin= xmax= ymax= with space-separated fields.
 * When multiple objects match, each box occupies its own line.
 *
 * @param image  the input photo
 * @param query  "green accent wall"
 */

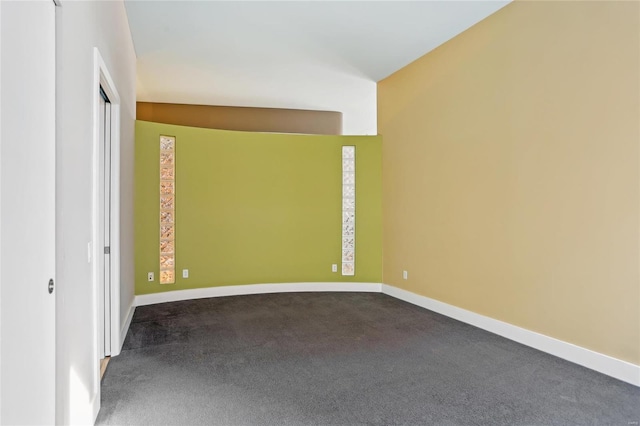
xmin=135 ymin=120 xmax=382 ymax=295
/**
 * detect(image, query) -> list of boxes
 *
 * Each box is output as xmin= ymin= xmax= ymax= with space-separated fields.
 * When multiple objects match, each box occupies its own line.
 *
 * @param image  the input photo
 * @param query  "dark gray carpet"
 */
xmin=97 ymin=292 xmax=640 ymax=425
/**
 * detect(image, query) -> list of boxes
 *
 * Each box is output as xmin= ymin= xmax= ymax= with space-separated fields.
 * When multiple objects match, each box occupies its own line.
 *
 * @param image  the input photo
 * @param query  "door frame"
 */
xmin=91 ymin=48 xmax=121 ymax=399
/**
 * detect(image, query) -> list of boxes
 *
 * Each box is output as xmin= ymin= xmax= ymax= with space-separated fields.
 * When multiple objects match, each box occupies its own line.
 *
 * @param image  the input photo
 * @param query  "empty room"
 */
xmin=0 ymin=0 xmax=639 ymax=425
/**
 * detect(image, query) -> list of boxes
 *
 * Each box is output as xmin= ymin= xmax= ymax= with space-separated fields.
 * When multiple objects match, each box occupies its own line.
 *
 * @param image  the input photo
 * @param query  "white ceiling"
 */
xmin=125 ymin=0 xmax=510 ymax=134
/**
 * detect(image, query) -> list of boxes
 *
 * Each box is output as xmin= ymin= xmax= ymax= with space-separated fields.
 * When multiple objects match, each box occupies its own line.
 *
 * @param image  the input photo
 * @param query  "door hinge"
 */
xmin=104 ymin=246 xmax=110 ymax=254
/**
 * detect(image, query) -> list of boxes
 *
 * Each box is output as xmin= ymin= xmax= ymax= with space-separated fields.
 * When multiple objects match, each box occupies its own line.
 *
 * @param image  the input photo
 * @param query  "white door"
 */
xmin=99 ymin=88 xmax=112 ymax=358
xmin=0 ymin=1 xmax=57 ymax=424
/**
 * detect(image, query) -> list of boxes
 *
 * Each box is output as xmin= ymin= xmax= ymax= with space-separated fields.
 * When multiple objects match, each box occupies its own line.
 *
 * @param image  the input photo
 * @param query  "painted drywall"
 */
xmin=127 ymin=1 xmax=513 ymax=136
xmin=56 ymin=1 xmax=136 ymax=423
xmin=135 ymin=121 xmax=382 ymax=294
xmin=137 ymin=102 xmax=343 ymax=135
xmin=378 ymin=1 xmax=640 ymax=365
xmin=1 ymin=2 xmax=56 ymax=423
xmin=0 ymin=0 xmax=3 ymax=418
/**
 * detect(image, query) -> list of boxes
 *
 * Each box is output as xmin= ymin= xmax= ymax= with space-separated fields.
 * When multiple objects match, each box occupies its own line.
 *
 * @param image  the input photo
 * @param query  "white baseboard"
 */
xmin=135 ymin=282 xmax=382 ymax=307
xmin=381 ymin=284 xmax=640 ymax=387
xmin=131 ymin=281 xmax=639 ymax=387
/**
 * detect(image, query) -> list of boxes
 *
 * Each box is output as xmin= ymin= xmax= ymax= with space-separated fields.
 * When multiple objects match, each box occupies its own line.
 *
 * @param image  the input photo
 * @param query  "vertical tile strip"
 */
xmin=342 ymin=146 xmax=355 ymax=276
xmin=159 ymin=135 xmax=175 ymax=284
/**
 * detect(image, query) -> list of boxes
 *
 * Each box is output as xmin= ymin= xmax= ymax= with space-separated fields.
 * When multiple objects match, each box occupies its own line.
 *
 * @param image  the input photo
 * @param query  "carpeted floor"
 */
xmin=97 ymin=292 xmax=640 ymax=425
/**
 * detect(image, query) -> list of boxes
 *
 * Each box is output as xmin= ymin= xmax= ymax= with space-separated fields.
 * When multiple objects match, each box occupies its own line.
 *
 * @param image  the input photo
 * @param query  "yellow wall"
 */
xmin=135 ymin=121 xmax=382 ymax=294
xmin=378 ymin=1 xmax=639 ymax=364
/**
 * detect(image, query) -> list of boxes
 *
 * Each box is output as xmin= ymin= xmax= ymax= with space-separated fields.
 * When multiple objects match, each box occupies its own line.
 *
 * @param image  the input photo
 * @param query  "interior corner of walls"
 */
xmin=116 ymin=302 xmax=135 ymax=356
xmin=91 ymin=391 xmax=100 ymax=426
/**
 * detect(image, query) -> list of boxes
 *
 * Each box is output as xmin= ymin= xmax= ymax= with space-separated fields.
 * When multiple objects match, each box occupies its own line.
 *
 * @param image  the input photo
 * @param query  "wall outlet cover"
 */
xmin=331 ymin=264 xmax=338 ymax=272
xmin=148 ymin=272 xmax=154 ymax=282
xmin=182 ymin=269 xmax=189 ymax=278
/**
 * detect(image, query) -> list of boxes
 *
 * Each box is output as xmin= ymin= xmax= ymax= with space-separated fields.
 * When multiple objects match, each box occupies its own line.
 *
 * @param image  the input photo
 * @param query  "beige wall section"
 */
xmin=137 ymin=102 xmax=343 ymax=135
xmin=378 ymin=1 xmax=640 ymax=365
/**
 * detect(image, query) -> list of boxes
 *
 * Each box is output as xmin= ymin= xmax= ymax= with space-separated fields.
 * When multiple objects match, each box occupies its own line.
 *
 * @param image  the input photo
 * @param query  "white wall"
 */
xmin=55 ymin=1 xmax=136 ymax=423
xmin=127 ymin=1 xmax=510 ymax=136
xmin=136 ymin=56 xmax=377 ymax=135
xmin=2 ymin=2 xmax=57 ymax=422
xmin=0 ymin=0 xmax=3 ymax=418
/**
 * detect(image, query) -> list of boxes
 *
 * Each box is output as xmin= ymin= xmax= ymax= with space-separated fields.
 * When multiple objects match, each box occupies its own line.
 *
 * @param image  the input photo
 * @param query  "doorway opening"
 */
xmin=92 ymin=48 xmax=122 ymax=403
xmin=99 ymin=85 xmax=112 ymax=358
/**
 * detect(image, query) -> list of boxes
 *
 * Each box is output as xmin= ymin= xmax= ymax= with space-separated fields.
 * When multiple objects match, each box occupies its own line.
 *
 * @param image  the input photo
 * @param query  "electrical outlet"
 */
xmin=331 ymin=264 xmax=338 ymax=273
xmin=148 ymin=272 xmax=154 ymax=282
xmin=402 ymin=270 xmax=408 ymax=280
xmin=182 ymin=269 xmax=189 ymax=278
